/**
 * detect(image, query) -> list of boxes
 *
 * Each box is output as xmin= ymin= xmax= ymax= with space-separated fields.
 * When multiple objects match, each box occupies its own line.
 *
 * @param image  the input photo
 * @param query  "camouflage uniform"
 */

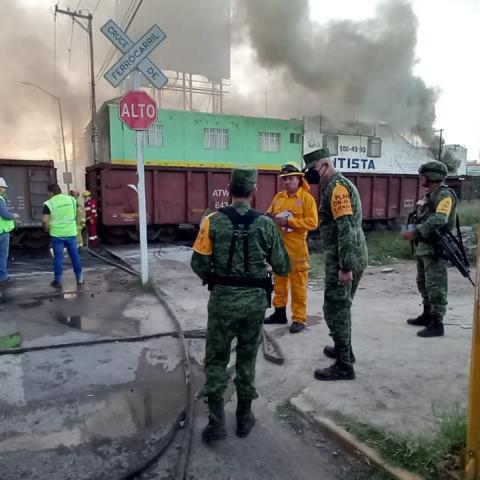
xmin=319 ymin=173 xmax=368 ymax=351
xmin=191 ymin=172 xmax=291 ymax=402
xmin=413 ymin=163 xmax=457 ymax=321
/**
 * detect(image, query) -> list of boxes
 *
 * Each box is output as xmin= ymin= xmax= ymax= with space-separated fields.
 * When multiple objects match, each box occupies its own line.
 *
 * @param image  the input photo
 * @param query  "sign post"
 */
xmin=466 ymin=226 xmax=480 ymax=479
xmin=101 ymin=20 xmax=167 ymax=285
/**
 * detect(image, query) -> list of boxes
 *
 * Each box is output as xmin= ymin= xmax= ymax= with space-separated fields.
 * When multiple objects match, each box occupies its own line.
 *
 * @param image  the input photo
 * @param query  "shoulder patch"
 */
xmin=330 ymin=183 xmax=353 ymax=220
xmin=193 ymin=216 xmax=213 ymax=255
xmin=436 ymin=196 xmax=452 ymax=216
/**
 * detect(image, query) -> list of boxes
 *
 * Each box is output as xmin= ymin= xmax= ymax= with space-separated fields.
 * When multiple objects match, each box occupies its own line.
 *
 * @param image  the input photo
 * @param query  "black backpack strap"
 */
xmin=218 ymin=206 xmax=260 ymax=275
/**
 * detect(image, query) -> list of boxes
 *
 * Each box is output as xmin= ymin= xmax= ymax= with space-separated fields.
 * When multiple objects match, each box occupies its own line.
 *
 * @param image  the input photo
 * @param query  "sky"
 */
xmin=309 ymin=0 xmax=479 ymax=159
xmin=8 ymin=0 xmax=480 ymax=163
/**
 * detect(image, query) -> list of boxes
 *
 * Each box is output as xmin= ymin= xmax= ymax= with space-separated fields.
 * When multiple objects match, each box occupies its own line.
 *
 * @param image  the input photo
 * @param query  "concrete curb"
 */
xmin=289 ymin=396 xmax=423 ymax=480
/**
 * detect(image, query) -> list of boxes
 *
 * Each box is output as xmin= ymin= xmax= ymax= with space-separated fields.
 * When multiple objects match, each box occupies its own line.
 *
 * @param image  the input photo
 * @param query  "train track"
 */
xmin=2 ymin=245 xmax=284 ymax=479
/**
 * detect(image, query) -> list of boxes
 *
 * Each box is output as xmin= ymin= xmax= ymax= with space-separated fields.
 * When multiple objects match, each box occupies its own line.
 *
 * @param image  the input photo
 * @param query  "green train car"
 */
xmin=95 ymin=102 xmax=304 ymax=169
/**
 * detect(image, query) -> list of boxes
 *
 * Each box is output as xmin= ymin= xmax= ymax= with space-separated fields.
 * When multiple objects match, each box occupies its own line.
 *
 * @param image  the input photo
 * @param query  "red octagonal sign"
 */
xmin=118 ymin=90 xmax=157 ymax=131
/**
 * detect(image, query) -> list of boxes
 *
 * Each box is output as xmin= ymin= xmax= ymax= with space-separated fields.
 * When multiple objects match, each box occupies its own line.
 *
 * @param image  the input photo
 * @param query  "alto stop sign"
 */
xmin=118 ymin=90 xmax=157 ymax=130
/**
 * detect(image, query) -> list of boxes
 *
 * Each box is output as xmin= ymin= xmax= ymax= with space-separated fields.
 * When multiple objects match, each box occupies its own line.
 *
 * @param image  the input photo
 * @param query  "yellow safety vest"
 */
xmin=44 ymin=194 xmax=78 ymax=238
xmin=0 ymin=196 xmax=15 ymax=234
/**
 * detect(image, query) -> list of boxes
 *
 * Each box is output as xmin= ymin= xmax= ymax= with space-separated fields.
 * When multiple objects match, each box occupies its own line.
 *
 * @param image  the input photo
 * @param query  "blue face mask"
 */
xmin=304 ymin=168 xmax=320 ymax=185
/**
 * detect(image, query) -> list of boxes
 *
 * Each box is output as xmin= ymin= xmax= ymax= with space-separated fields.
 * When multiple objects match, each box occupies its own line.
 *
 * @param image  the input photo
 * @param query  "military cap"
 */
xmin=303 ymin=147 xmax=330 ymax=168
xmin=418 ymin=161 xmax=448 ymax=181
xmin=231 ymin=167 xmax=257 ymax=189
xmin=279 ymin=161 xmax=304 ymax=177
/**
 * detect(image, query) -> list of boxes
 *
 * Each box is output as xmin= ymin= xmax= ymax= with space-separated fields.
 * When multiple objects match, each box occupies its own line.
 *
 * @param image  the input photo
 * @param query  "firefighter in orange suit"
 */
xmin=265 ymin=162 xmax=319 ymax=333
xmin=83 ymin=190 xmax=98 ymax=247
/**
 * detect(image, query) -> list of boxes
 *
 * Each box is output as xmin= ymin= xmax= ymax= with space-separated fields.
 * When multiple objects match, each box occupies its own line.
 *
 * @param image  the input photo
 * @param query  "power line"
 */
xmin=92 ymin=0 xmax=102 ymax=15
xmin=94 ymin=0 xmax=145 ymax=84
xmin=125 ymin=0 xmax=144 ymax=30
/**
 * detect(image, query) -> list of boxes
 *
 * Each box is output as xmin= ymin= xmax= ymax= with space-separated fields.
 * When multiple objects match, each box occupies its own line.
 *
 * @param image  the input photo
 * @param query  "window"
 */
xmin=134 ymin=124 xmax=164 ymax=148
xmin=146 ymin=123 xmax=163 ymax=147
xmin=322 ymin=134 xmax=338 ymax=155
xmin=204 ymin=128 xmax=229 ymax=150
xmin=367 ymin=137 xmax=382 ymax=157
xmin=259 ymin=132 xmax=281 ymax=152
xmin=290 ymin=133 xmax=301 ymax=144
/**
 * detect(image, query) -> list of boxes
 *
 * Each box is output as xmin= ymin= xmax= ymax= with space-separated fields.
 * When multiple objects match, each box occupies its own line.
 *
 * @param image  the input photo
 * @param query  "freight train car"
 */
xmin=86 ymin=163 xmax=426 ymax=243
xmin=87 ymin=104 xmax=464 ymax=241
xmin=0 ymin=159 xmax=56 ymax=247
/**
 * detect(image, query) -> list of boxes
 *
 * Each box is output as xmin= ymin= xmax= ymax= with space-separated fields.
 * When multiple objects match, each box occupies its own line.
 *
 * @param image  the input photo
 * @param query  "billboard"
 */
xmin=118 ymin=0 xmax=231 ymax=80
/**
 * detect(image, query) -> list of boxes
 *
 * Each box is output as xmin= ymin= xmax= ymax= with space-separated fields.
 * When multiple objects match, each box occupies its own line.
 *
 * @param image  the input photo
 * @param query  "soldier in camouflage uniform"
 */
xmin=402 ymin=161 xmax=457 ymax=337
xmin=191 ymin=167 xmax=291 ymax=443
xmin=304 ymin=148 xmax=368 ymax=381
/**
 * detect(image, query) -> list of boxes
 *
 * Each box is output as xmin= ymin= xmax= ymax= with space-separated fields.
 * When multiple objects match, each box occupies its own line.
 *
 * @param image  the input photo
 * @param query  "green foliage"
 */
xmin=332 ymin=407 xmax=467 ymax=480
xmin=309 ymin=230 xmax=412 ymax=271
xmin=458 ymin=200 xmax=480 ymax=227
xmin=364 ymin=231 xmax=412 ymax=265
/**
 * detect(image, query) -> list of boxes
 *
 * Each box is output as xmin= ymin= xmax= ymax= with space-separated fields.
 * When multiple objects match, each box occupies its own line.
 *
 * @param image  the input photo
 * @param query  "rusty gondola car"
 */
xmin=0 ymin=159 xmax=56 ymax=248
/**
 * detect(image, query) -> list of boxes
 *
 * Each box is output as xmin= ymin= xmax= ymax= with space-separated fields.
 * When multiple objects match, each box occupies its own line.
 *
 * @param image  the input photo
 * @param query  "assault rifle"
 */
xmin=406 ymin=210 xmax=474 ymax=286
xmin=432 ymin=227 xmax=474 ymax=286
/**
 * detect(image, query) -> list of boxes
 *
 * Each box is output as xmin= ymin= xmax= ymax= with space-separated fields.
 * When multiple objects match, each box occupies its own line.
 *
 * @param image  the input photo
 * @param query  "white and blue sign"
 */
xmin=101 ymin=20 xmax=168 ymax=89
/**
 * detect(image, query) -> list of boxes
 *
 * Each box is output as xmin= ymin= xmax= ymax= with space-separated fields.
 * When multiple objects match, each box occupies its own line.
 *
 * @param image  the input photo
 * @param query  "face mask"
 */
xmin=304 ymin=168 xmax=320 ymax=185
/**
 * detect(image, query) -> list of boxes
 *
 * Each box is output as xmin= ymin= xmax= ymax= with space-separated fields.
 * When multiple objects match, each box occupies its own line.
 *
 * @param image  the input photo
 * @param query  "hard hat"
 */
xmin=83 ymin=190 xmax=91 ymax=197
xmin=0 ymin=177 xmax=8 ymax=188
xmin=279 ymin=162 xmax=304 ymax=177
xmin=418 ymin=161 xmax=448 ymax=181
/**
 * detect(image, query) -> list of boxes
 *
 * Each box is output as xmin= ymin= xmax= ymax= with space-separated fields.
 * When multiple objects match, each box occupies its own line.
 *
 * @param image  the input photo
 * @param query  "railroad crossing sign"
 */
xmin=101 ymin=19 xmax=167 ymax=89
xmin=100 ymin=19 xmax=169 ymax=286
xmin=118 ymin=91 xmax=157 ymax=130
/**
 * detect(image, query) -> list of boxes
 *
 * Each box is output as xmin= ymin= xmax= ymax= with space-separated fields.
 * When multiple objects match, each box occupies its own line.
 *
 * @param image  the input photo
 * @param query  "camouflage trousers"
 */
xmin=416 ymin=255 xmax=448 ymax=317
xmin=201 ymin=286 xmax=267 ymax=401
xmin=323 ymin=258 xmax=364 ymax=349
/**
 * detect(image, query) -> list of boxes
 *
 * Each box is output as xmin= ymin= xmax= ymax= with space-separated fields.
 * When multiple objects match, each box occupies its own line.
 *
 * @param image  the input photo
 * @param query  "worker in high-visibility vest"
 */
xmin=83 ymin=190 xmax=98 ymax=247
xmin=43 ymin=183 xmax=83 ymax=288
xmin=0 ymin=177 xmax=19 ymax=285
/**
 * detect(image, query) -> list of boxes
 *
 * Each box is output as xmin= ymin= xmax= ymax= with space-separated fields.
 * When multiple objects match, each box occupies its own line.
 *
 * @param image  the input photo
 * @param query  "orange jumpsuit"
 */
xmin=267 ymin=182 xmax=318 ymax=324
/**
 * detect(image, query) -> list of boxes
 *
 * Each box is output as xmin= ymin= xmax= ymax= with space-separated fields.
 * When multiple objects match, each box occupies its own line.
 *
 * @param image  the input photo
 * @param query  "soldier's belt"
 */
xmin=208 ymin=274 xmax=272 ymax=291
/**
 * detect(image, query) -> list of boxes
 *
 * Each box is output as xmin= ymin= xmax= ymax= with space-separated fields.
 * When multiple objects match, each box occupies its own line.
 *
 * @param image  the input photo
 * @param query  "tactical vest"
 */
xmin=44 ymin=194 xmax=78 ymax=238
xmin=208 ymin=206 xmax=273 ymax=298
xmin=416 ymin=185 xmax=457 ymax=231
xmin=0 ymin=196 xmax=15 ymax=234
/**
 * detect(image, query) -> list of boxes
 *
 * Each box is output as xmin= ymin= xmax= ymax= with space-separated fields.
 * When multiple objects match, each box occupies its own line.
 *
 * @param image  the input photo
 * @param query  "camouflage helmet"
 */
xmin=303 ymin=147 xmax=330 ymax=169
xmin=231 ymin=167 xmax=257 ymax=190
xmin=418 ymin=161 xmax=448 ymax=181
xmin=279 ymin=161 xmax=304 ymax=177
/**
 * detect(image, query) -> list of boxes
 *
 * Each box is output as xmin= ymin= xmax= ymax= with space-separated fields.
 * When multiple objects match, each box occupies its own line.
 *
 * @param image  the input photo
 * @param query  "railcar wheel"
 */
xmin=101 ymin=228 xmax=128 ymax=245
xmin=22 ymin=230 xmax=50 ymax=249
xmin=157 ymin=225 xmax=179 ymax=243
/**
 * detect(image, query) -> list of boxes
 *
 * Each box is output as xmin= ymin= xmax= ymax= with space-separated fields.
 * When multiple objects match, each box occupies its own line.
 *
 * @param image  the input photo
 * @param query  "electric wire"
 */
xmin=92 ymin=0 xmax=102 ymax=15
xmin=94 ymin=0 xmax=145 ymax=85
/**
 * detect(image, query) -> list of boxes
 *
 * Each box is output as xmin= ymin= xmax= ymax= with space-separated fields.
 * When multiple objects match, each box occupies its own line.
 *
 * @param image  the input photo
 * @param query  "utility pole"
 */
xmin=438 ymin=128 xmax=444 ymax=161
xmin=22 ymin=82 xmax=71 ymax=191
xmin=55 ymin=6 xmax=98 ymax=165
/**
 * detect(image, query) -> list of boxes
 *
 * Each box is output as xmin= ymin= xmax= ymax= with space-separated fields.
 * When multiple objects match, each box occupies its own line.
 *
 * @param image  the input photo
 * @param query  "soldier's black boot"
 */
xmin=201 ymin=397 xmax=227 ymax=444
xmin=236 ymin=399 xmax=256 ymax=438
xmin=323 ymin=345 xmax=356 ymax=363
xmin=417 ymin=314 xmax=444 ymax=338
xmin=407 ymin=306 xmax=431 ymax=326
xmin=264 ymin=307 xmax=288 ymax=324
xmin=314 ymin=346 xmax=355 ymax=381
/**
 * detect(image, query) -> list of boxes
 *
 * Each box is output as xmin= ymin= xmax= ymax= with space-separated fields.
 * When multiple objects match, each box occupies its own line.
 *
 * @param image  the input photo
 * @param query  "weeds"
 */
xmin=331 ymin=406 xmax=467 ymax=479
xmin=458 ymin=200 xmax=480 ymax=227
xmin=309 ymin=230 xmax=412 ymax=271
xmin=364 ymin=231 xmax=411 ymax=265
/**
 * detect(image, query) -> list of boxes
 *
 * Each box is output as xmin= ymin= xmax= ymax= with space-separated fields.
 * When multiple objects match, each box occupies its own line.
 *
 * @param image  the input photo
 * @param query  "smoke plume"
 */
xmin=235 ymin=0 xmax=457 ymax=168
